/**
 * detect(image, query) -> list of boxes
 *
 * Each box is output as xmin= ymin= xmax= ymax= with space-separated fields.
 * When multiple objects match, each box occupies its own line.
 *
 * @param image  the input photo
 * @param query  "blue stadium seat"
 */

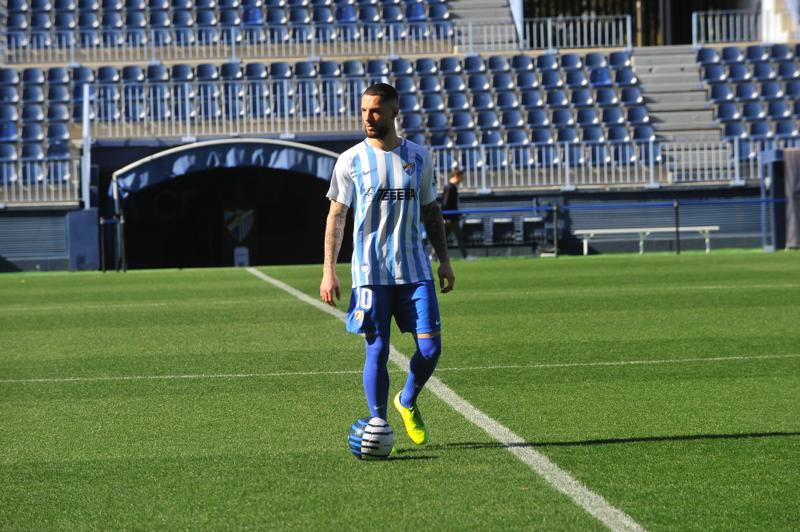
xmin=613 ymin=142 xmax=636 ymax=165
xmin=576 ymin=108 xmax=599 ymax=127
xmin=715 ymin=101 xmax=740 ymax=122
xmin=697 ymin=47 xmax=720 ymax=65
xmin=476 ymin=110 xmax=499 ymax=130
xmin=467 ymin=73 xmax=490 ymax=93
xmin=219 ymin=9 xmax=243 ymax=44
xmin=516 ymin=72 xmax=539 ymax=91
xmin=540 ymin=70 xmax=563 ymax=89
xmin=760 ymin=80 xmax=784 ymax=100
xmin=589 ymin=66 xmax=613 ymax=87
xmin=595 ymin=88 xmax=618 ymax=107
xmin=422 ymin=93 xmax=445 ymax=112
xmin=401 ymin=111 xmax=424 ymax=134
xmin=615 ymin=67 xmax=638 ymax=86
xmin=767 ymin=100 xmax=790 ymax=119
xmin=748 ymin=119 xmax=772 ymax=140
xmin=47 ymin=122 xmax=71 ymax=144
xmin=0 ymin=104 xmax=18 ymax=124
xmin=429 ymin=132 xmax=453 ymax=148
xmin=102 ymin=12 xmax=126 ymax=47
xmin=520 ymin=89 xmax=544 ymax=109
xmin=776 ymin=60 xmax=799 ymax=80
xmin=632 ymin=125 xmax=655 ymax=143
xmin=48 ymin=85 xmax=70 ymax=104
xmin=786 ymin=80 xmax=800 ymax=100
xmin=751 ymin=62 xmax=775 ymax=81
xmin=710 ymin=83 xmax=734 ymax=102
xmin=317 ymin=60 xmax=340 ymax=78
xmin=565 ymin=69 xmax=589 ymax=89
xmin=602 ymin=107 xmax=625 ymax=126
xmin=584 ymin=52 xmax=607 ymax=69
xmin=125 ymin=11 xmax=148 ymax=46
xmin=428 ymin=2 xmax=449 ymax=21
xmin=442 ymin=75 xmax=465 ymax=93
xmin=536 ymin=53 xmax=558 ymax=71
xmin=526 ymin=109 xmax=550 ymax=129
xmin=0 ymin=68 xmax=20 ymax=87
xmin=418 ymin=75 xmax=442 ymax=94
xmin=620 ymin=87 xmax=643 ymax=105
xmin=545 ymin=89 xmax=569 ymax=108
xmin=609 ymin=51 xmax=631 ymax=69
xmin=703 ymin=64 xmax=727 ymax=84
xmin=406 ymin=132 xmax=426 ymax=145
xmin=606 ymin=124 xmax=630 ymax=143
xmin=734 ymin=81 xmax=759 ymax=101
xmin=395 ymin=75 xmax=416 ymax=95
xmin=390 ymin=58 xmax=413 ymax=77
xmin=426 ymin=112 xmax=449 ymax=132
xmin=639 ymin=142 xmax=662 ymax=164
xmin=721 ymin=46 xmax=744 ymax=64
xmin=0 ymin=121 xmax=18 ymax=143
xmin=451 ymin=111 xmax=474 ymax=131
xmin=626 ymin=106 xmax=649 ymax=125
xmin=455 ymin=130 xmax=478 ymax=147
xmin=415 ymin=57 xmax=439 ymax=76
xmin=382 ymin=4 xmax=403 ymax=22
xmin=404 ymin=1 xmax=425 ymax=21
xmin=0 ymin=143 xmax=19 ymax=183
xmin=496 ymin=91 xmax=519 ymax=111
xmin=582 ymin=124 xmax=605 ymax=143
xmin=490 ymin=72 xmax=513 ymax=93
xmin=47 ymin=143 xmax=72 ymax=183
xmin=505 ymin=128 xmax=529 ymax=146
xmin=439 ymin=57 xmax=462 ymax=75
xmin=22 ymin=68 xmax=46 ymax=87
xmin=22 ymin=86 xmax=45 ymax=105
xmin=366 ymin=59 xmax=389 ymax=82
xmin=775 ymin=119 xmax=798 ymax=139
xmin=531 ymin=128 xmax=553 ymax=145
xmin=727 ymin=63 xmax=751 ymax=82
xmin=21 ymin=143 xmax=45 ymax=184
xmin=551 ymin=108 xmax=574 ymax=128
xmin=501 ymin=109 xmax=524 ymax=129
xmin=570 ymin=88 xmax=594 ymax=108
xmin=446 ymin=92 xmax=469 ymax=112
xmin=471 ymin=92 xmax=494 ymax=111
xmin=511 ymin=54 xmax=534 ymax=72
xmin=22 ymin=104 xmax=44 ymax=123
xmin=172 ymin=10 xmax=196 ymax=46
xmin=47 ymin=104 xmax=70 ymax=123
xmin=587 ymin=141 xmax=610 ymax=166
xmin=148 ymin=10 xmax=173 ymax=47
xmin=487 ymin=56 xmax=511 ymax=73
xmin=463 ymin=56 xmax=486 ymax=74
xmin=482 ymin=132 xmax=507 ymax=170
xmin=741 ymin=101 xmax=765 ymax=121
xmin=399 ymin=94 xmax=420 ymax=113
xmin=745 ymin=44 xmax=769 ymax=62
xmin=560 ymin=53 xmax=582 ymax=70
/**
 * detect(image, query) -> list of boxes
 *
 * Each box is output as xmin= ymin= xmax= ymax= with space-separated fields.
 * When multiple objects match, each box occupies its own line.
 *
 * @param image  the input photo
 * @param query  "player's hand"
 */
xmin=320 ymin=272 xmax=341 ymax=306
xmin=438 ymin=261 xmax=455 ymax=293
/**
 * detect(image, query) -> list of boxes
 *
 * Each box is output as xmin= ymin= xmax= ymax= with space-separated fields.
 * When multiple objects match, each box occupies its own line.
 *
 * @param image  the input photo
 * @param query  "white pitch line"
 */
xmin=244 ymin=267 xmax=645 ymax=532
xmin=1 ymin=352 xmax=794 ymax=385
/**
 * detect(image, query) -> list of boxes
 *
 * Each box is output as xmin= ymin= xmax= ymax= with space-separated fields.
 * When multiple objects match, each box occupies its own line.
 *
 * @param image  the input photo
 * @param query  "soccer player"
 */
xmin=319 ymin=83 xmax=454 ymax=446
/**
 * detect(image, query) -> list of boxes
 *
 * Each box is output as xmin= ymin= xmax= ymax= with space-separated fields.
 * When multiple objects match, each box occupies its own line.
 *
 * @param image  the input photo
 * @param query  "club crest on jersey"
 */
xmin=402 ymin=161 xmax=415 ymax=175
xmin=354 ymin=310 xmax=364 ymax=325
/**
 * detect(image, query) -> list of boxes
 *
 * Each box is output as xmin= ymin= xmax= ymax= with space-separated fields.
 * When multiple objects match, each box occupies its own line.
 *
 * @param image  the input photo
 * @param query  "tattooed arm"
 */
xmin=422 ymin=200 xmax=455 ymax=293
xmin=320 ymin=200 xmax=349 ymax=306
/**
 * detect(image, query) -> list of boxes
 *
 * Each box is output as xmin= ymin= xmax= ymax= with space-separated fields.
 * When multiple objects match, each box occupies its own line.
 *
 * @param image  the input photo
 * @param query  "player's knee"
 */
xmin=417 ymin=336 xmax=441 ymax=361
xmin=365 ymin=335 xmax=390 ymax=364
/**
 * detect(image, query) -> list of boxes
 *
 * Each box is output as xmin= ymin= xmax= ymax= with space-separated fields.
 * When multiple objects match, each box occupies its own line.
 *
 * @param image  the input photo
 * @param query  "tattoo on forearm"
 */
xmin=422 ymin=202 xmax=450 ymax=263
xmin=324 ymin=202 xmax=348 ymax=271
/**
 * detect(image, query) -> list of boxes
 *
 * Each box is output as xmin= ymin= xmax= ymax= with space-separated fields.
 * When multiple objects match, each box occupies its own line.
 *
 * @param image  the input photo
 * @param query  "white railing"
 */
xmin=89 ymin=78 xmax=365 ymax=140
xmin=3 ymin=15 xmax=633 ymax=65
xmin=692 ymin=10 xmax=761 ymax=46
xmin=1 ymin=159 xmax=81 ymax=205
xmin=523 ymin=15 xmax=632 ymax=51
xmin=432 ymin=140 xmax=768 ymax=192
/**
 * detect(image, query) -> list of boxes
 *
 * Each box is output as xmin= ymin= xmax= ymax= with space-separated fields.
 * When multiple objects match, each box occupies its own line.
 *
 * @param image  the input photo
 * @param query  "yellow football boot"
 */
xmin=393 ymin=392 xmax=428 ymax=445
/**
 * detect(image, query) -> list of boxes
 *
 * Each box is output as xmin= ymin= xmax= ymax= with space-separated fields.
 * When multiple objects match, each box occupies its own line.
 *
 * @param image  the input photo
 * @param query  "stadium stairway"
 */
xmin=635 ymin=45 xmax=720 ymax=143
xmin=635 ymin=45 xmax=734 ymax=179
xmin=447 ymin=0 xmax=517 ymax=49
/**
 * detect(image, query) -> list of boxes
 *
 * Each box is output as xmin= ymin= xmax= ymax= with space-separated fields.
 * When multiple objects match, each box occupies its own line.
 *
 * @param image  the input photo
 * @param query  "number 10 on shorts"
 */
xmin=357 ymin=287 xmax=373 ymax=310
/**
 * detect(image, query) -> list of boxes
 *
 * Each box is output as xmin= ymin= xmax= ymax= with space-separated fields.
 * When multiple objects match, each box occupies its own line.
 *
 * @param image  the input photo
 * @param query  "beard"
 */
xmin=365 ymin=122 xmax=390 ymax=139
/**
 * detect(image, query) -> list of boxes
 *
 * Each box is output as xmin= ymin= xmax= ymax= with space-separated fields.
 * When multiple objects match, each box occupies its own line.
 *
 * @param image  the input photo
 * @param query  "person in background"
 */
xmin=441 ymin=168 xmax=471 ymax=260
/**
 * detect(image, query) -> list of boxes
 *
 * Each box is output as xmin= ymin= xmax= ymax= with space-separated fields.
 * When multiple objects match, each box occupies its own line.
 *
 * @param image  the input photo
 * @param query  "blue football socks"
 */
xmin=399 ymin=336 xmax=442 ymax=408
xmin=363 ymin=335 xmax=390 ymax=419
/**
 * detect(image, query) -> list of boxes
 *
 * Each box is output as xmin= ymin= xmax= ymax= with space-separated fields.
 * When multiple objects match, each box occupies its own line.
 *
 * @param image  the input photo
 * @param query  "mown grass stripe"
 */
xmin=245 ymin=267 xmax=645 ymax=532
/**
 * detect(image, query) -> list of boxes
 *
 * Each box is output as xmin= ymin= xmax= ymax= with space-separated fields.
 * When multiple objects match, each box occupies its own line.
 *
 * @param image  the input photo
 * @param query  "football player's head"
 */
xmin=361 ymin=83 xmax=399 ymax=140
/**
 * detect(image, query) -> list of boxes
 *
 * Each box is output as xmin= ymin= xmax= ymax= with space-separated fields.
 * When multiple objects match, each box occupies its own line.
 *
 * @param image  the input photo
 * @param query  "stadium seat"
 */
xmin=608 ymin=51 xmax=631 ymax=69
xmin=570 ymin=88 xmax=594 ymax=108
xmin=501 ymin=109 xmax=524 ymax=129
xmin=418 ymin=75 xmax=442 ymax=94
xmin=450 ymin=111 xmax=474 ymax=132
xmin=615 ymin=67 xmax=639 ymax=86
xmin=422 ymin=93 xmax=445 ymax=112
xmin=399 ymin=94 xmax=420 ymax=113
xmin=551 ymin=108 xmax=574 ymax=128
xmin=545 ymin=89 xmax=569 ymax=108
xmin=425 ymin=112 xmax=449 ymax=133
xmin=697 ymin=47 xmax=720 ymax=65
xmin=770 ymin=43 xmax=793 ymax=61
xmin=589 ymin=67 xmax=613 ymax=87
xmin=463 ymin=55 xmax=486 ymax=74
xmin=536 ymin=53 xmax=558 ymax=71
xmin=47 ymin=104 xmax=70 ymax=123
xmin=626 ymin=106 xmax=650 ymax=125
xmin=607 ymin=124 xmax=630 ymax=143
xmin=21 ymin=143 xmax=45 ymax=184
xmin=510 ymin=54 xmax=534 ymax=72
xmin=734 ymin=81 xmax=759 ymax=101
xmin=595 ymin=88 xmax=619 ymax=107
xmin=47 ymin=123 xmax=71 ymax=144
xmin=584 ymin=52 xmax=607 ymax=69
xmin=505 ymin=128 xmax=529 ymax=146
xmin=767 ymin=100 xmax=791 ymax=119
xmin=565 ymin=69 xmax=589 ymax=89
xmin=22 ymin=86 xmax=45 ymax=105
xmin=47 ymin=143 xmax=72 ymax=182
xmin=715 ymin=102 xmax=740 ymax=122
xmin=620 ymin=87 xmax=643 ymax=105
xmin=526 ymin=109 xmax=550 ymax=129
xmin=0 ymin=121 xmax=18 ymax=143
xmin=727 ymin=63 xmax=751 ymax=83
xmin=429 ymin=132 xmax=453 ymax=148
xmin=496 ymin=91 xmax=519 ymax=111
xmin=741 ymin=101 xmax=765 ymax=121
xmin=540 ymin=70 xmax=563 ymax=89
xmin=760 ymin=81 xmax=784 ymax=101
xmin=415 ymin=57 xmax=439 ymax=76
xmin=22 ymin=104 xmax=44 ymax=124
xmin=21 ymin=123 xmax=44 ymax=144
xmin=395 ymin=75 xmax=416 ymax=96
xmin=774 ymin=119 xmax=799 ymax=139
xmin=745 ymin=45 xmax=769 ymax=62
xmin=748 ymin=120 xmax=773 ymax=140
xmin=704 ymin=64 xmax=727 ymax=84
xmin=487 ymin=56 xmax=511 ymax=73
xmin=721 ymin=46 xmax=744 ymax=64
xmin=520 ymin=89 xmax=544 ymax=109
xmin=446 ymin=92 xmax=469 ymax=112
xmin=576 ymin=108 xmax=599 ymax=126
xmin=752 ymin=62 xmax=775 ymax=81
xmin=470 ymin=92 xmax=494 ymax=112
xmin=531 ymin=128 xmax=554 ymax=145
xmin=442 ymin=74 xmax=466 ymax=93
xmin=439 ymin=57 xmax=462 ymax=75
xmin=467 ymin=73 xmax=491 ymax=93
xmin=22 ymin=68 xmax=46 ymax=87
xmin=633 ymin=125 xmax=655 ymax=143
xmin=613 ymin=142 xmax=637 ymax=164
xmin=492 ymin=72 xmax=515 ymax=92
xmin=560 ymin=53 xmax=583 ymax=71
xmin=515 ymin=72 xmax=539 ymax=92
xmin=723 ymin=121 xmax=747 ymax=138
xmin=476 ymin=110 xmax=500 ymax=130
xmin=47 ymin=85 xmax=70 ymax=105
xmin=710 ymin=83 xmax=734 ymax=102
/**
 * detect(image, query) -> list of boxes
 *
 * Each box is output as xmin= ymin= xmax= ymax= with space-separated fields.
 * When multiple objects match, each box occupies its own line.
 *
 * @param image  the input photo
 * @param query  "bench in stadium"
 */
xmin=573 ymin=226 xmax=721 ymax=255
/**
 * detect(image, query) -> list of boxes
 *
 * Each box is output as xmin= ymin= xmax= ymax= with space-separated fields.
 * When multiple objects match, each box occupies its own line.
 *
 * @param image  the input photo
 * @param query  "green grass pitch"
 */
xmin=1 ymin=251 xmax=798 ymax=530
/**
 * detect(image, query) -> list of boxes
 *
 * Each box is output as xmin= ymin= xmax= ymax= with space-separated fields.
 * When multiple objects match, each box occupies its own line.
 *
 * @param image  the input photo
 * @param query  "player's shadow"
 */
xmin=390 ymin=454 xmax=437 ymax=461
xmin=403 ymin=431 xmax=800 ymax=452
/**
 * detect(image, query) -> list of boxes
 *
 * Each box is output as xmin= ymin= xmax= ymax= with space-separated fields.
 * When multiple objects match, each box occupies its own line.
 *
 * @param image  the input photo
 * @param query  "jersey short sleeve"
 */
xmin=326 ymin=154 xmax=354 ymax=207
xmin=418 ymin=150 xmax=437 ymax=206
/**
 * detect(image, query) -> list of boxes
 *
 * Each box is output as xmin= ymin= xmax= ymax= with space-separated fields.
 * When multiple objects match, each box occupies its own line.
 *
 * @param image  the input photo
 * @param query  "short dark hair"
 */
xmin=363 ymin=83 xmax=398 ymax=107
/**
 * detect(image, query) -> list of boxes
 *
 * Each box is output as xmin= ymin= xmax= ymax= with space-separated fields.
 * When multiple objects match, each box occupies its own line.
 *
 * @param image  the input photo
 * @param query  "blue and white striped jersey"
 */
xmin=327 ymin=137 xmax=437 ymax=287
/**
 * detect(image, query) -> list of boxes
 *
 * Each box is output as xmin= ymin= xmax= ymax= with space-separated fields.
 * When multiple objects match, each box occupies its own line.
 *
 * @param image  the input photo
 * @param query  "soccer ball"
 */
xmin=348 ymin=417 xmax=394 ymax=460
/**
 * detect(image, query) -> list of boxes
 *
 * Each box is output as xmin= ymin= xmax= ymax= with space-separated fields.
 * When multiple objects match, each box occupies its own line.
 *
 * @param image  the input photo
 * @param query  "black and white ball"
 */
xmin=348 ymin=417 xmax=394 ymax=460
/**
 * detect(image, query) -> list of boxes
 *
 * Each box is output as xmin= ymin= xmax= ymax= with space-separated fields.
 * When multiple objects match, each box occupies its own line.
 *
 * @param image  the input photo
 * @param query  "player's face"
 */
xmin=361 ymin=94 xmax=397 ymax=139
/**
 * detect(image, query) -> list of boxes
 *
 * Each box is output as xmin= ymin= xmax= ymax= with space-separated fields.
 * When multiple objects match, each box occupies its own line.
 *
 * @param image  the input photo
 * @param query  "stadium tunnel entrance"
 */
xmin=109 ymin=139 xmax=352 ymax=269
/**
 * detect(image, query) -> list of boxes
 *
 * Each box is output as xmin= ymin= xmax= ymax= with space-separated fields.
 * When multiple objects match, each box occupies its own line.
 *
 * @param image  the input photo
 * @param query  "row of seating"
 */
xmin=715 ymin=100 xmax=800 ymax=122
xmin=697 ymin=43 xmax=799 ymax=65
xmin=0 ymin=142 xmax=73 ymax=184
xmin=0 ymin=121 xmax=71 ymax=144
xmin=708 ymin=80 xmax=800 ymax=102
xmin=7 ymin=0 xmax=442 ymax=12
xmin=703 ymin=60 xmax=800 ymax=84
xmin=722 ymin=119 xmax=800 ymax=141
